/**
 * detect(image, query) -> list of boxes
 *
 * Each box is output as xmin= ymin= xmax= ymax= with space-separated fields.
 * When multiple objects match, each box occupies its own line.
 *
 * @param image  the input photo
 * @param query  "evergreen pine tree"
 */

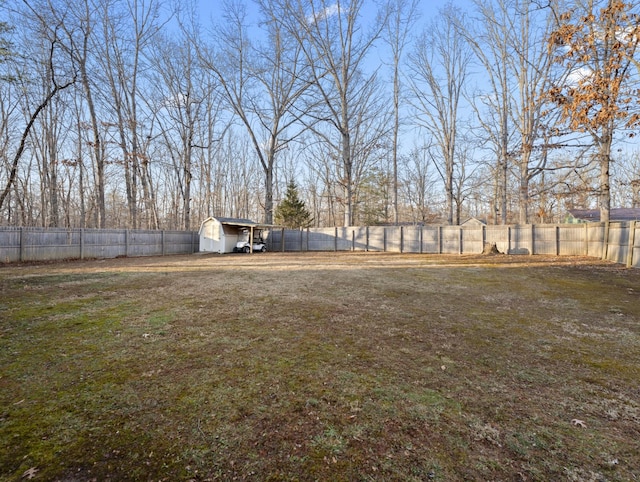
xmin=274 ymin=181 xmax=313 ymax=228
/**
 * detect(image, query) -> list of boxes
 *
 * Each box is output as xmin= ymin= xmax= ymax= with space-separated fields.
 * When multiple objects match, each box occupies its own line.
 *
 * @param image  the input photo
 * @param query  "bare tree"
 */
xmin=461 ymin=0 xmax=515 ymax=224
xmin=197 ymin=0 xmax=311 ymax=224
xmin=97 ymin=0 xmax=164 ymax=229
xmin=0 ymin=24 xmax=76 ymax=214
xmin=150 ymin=32 xmax=206 ymax=230
xmin=273 ymin=0 xmax=390 ymax=227
xmin=383 ymin=0 xmax=420 ymax=225
xmin=409 ymin=4 xmax=472 ymax=225
xmin=506 ymin=0 xmax=560 ymax=223
xmin=27 ymin=0 xmax=109 ymax=228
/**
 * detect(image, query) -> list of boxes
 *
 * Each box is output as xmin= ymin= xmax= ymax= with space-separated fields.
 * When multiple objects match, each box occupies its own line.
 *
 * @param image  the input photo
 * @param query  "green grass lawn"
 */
xmin=1 ymin=252 xmax=639 ymax=481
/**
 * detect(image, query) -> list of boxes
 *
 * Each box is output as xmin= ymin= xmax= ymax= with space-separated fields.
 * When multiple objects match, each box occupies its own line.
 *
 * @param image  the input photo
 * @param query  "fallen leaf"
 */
xmin=22 ymin=467 xmax=38 ymax=479
xmin=571 ymin=418 xmax=587 ymax=428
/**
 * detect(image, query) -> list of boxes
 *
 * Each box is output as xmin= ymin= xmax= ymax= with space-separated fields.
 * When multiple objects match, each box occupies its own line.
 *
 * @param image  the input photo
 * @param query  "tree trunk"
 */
xmin=599 ymin=129 xmax=612 ymax=223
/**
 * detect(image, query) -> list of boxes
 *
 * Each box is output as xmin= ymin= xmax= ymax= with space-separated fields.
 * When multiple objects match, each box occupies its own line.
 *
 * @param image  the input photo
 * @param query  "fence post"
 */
xmin=400 ymin=226 xmax=404 ymax=253
xmin=161 ymin=230 xmax=166 ymax=256
xmin=19 ymin=227 xmax=25 ymax=262
xmin=626 ymin=221 xmax=636 ymax=268
xmin=80 ymin=228 xmax=84 ymax=259
xmin=602 ymin=222 xmax=610 ymax=260
xmin=531 ymin=224 xmax=535 ymax=255
xmin=306 ymin=228 xmax=310 ymax=252
xmin=419 ymin=226 xmax=423 ymax=254
xmin=351 ymin=229 xmax=355 ymax=251
xmin=125 ymin=229 xmax=130 ymax=257
xmin=482 ymin=225 xmax=486 ymax=253
xmin=584 ymin=223 xmax=589 ymax=256
xmin=281 ymin=228 xmax=286 ymax=252
xmin=366 ymin=226 xmax=369 ymax=252
xmin=438 ymin=226 xmax=442 ymax=254
xmin=555 ymin=226 xmax=560 ymax=256
xmin=507 ymin=226 xmax=512 ymax=254
xmin=459 ymin=226 xmax=463 ymax=255
xmin=334 ymin=227 xmax=338 ymax=252
xmin=384 ymin=227 xmax=387 ymax=252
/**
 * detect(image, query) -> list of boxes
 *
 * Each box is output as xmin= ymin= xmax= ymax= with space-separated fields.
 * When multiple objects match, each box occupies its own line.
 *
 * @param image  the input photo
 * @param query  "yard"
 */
xmin=1 ymin=252 xmax=639 ymax=481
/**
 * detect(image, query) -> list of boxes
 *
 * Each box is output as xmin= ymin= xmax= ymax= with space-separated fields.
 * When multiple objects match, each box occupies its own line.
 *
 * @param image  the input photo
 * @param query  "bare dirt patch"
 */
xmin=1 ymin=252 xmax=639 ymax=481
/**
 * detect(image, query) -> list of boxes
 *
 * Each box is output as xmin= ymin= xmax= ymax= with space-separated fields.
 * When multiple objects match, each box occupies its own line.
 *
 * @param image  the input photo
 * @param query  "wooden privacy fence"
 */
xmin=0 ymin=227 xmax=199 ymax=263
xmin=266 ymin=222 xmax=640 ymax=268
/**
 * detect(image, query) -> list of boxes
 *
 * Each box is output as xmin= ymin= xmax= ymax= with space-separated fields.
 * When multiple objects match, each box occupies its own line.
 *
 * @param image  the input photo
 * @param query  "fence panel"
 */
xmin=385 ymin=227 xmax=402 ymax=252
xmin=510 ymin=225 xmax=533 ymax=254
xmin=441 ymin=226 xmax=461 ymax=254
xmin=305 ymin=228 xmax=336 ymax=251
xmin=82 ymin=229 xmax=125 ymax=258
xmin=2 ymin=223 xmax=638 ymax=267
xmin=485 ymin=226 xmax=509 ymax=253
xmin=462 ymin=226 xmax=484 ymax=254
xmin=0 ymin=227 xmax=197 ymax=262
xmin=404 ymin=226 xmax=422 ymax=253
xmin=606 ymin=222 xmax=630 ymax=264
xmin=367 ymin=227 xmax=385 ymax=251
xmin=558 ymin=225 xmax=587 ymax=255
xmin=351 ymin=227 xmax=368 ymax=251
xmin=421 ymin=227 xmax=440 ymax=253
xmin=0 ymin=228 xmax=23 ymax=262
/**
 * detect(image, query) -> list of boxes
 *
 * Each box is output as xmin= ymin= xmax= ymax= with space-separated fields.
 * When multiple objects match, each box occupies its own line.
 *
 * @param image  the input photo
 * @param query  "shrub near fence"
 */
xmin=0 ymin=227 xmax=199 ymax=263
xmin=266 ymin=222 xmax=640 ymax=268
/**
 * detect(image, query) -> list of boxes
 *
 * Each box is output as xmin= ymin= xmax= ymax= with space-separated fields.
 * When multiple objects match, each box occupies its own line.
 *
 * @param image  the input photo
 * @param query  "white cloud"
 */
xmin=307 ymin=3 xmax=341 ymax=25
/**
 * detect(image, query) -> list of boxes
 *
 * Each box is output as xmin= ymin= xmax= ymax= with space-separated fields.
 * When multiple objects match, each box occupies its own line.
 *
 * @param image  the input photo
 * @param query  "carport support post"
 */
xmin=249 ymin=227 xmax=254 ymax=253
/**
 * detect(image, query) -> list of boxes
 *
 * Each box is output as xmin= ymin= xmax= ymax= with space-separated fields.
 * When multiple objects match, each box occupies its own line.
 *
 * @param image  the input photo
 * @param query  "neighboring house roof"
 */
xmin=568 ymin=208 xmax=640 ymax=222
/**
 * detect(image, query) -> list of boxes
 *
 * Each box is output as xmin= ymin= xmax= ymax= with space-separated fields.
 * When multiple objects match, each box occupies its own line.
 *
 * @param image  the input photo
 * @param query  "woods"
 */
xmin=1 ymin=0 xmax=639 ymax=229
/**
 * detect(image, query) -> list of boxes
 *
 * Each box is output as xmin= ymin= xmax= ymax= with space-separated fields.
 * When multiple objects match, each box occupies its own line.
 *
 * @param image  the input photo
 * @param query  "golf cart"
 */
xmin=233 ymin=228 xmax=267 ymax=253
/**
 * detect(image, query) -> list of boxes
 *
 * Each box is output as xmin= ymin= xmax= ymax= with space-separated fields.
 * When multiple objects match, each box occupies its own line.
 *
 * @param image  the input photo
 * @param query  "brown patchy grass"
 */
xmin=1 ymin=252 xmax=639 ymax=481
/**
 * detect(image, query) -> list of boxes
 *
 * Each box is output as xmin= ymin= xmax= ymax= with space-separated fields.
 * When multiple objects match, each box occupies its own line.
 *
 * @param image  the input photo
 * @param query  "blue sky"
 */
xmin=195 ymin=0 xmax=472 ymax=29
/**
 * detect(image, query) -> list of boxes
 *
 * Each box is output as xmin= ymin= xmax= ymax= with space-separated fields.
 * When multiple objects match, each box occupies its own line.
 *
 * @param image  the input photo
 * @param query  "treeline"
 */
xmin=1 ymin=0 xmax=639 ymax=229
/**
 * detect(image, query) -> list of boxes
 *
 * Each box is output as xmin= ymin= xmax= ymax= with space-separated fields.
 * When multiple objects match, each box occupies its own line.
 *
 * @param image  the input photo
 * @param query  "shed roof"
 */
xmin=568 ymin=208 xmax=640 ymax=222
xmin=200 ymin=216 xmax=277 ymax=230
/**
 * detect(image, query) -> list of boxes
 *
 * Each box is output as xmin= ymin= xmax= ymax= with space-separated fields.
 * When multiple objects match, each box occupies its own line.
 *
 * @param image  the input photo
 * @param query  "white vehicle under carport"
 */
xmin=233 ymin=229 xmax=267 ymax=253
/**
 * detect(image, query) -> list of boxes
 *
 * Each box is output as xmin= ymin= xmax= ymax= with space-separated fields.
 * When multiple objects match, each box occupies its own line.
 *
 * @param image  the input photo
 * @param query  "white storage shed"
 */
xmin=199 ymin=217 xmax=269 ymax=254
